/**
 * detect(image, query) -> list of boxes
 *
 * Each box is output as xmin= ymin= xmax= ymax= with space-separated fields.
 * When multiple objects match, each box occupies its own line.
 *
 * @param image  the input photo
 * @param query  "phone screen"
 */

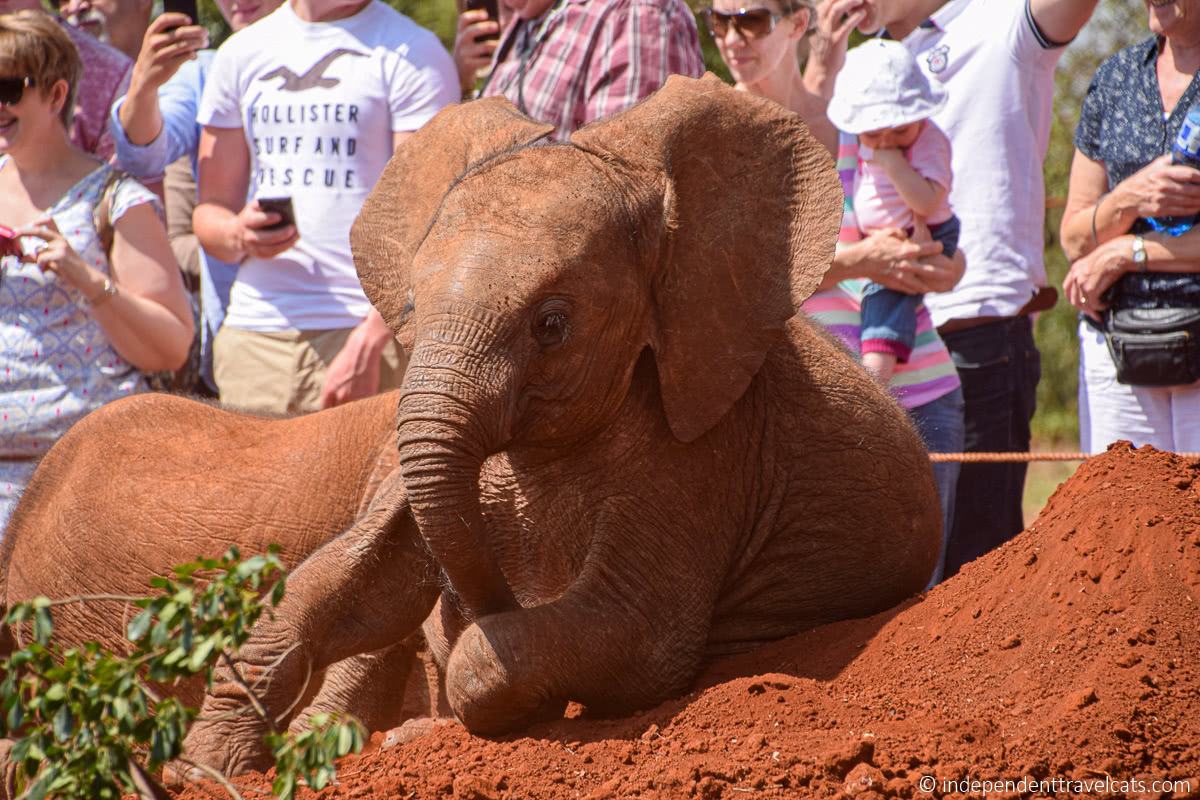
xmin=257 ymin=197 xmax=296 ymax=232
xmin=162 ymin=0 xmax=198 ymax=22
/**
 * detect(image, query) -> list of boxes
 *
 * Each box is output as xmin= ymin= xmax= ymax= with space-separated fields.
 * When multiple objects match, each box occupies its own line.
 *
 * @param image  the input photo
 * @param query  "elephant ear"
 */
xmin=351 ymin=98 xmax=555 ymax=339
xmin=571 ymin=74 xmax=842 ymax=443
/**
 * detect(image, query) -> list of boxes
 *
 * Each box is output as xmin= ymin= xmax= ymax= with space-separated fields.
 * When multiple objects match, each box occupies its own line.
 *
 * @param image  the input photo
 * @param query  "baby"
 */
xmin=827 ymin=39 xmax=959 ymax=384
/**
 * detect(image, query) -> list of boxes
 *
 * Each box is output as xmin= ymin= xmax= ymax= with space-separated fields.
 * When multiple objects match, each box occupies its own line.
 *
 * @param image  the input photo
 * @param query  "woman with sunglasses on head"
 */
xmin=703 ymin=0 xmax=836 ymax=153
xmin=0 ymin=10 xmax=192 ymax=531
xmin=707 ymin=2 xmax=966 ymax=586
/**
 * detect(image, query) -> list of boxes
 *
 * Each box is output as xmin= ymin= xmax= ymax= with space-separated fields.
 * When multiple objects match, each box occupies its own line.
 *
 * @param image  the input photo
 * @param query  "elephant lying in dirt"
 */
xmin=177 ymin=74 xmax=942 ymax=776
xmin=0 ymin=390 xmax=436 ymax=746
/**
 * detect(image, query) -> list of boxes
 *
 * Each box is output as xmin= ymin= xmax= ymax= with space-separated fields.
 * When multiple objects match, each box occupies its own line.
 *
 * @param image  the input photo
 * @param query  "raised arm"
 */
xmin=1028 ymin=0 xmax=1099 ymax=46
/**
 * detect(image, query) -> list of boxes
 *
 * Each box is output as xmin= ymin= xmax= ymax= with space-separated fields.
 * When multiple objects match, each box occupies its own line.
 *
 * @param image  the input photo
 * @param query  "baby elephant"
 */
xmin=0 ymin=390 xmax=439 ymax=793
xmin=179 ymin=75 xmax=943 ymax=777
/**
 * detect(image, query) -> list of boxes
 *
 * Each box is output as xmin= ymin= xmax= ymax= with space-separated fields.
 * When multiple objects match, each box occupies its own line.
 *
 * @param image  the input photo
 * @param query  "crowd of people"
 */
xmin=0 ymin=0 xmax=1194 ymax=584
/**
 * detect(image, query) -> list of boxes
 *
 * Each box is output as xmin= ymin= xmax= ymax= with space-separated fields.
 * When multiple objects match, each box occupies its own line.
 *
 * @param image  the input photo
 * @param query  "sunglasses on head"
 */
xmin=701 ymin=7 xmax=783 ymax=39
xmin=0 ymin=76 xmax=36 ymax=106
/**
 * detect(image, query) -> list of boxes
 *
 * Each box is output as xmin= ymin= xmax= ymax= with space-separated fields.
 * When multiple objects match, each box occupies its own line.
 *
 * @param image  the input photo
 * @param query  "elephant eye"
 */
xmin=533 ymin=309 xmax=570 ymax=349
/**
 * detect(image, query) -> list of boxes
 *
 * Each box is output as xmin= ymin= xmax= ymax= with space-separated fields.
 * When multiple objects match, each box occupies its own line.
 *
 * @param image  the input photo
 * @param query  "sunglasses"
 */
xmin=701 ymin=7 xmax=783 ymax=39
xmin=0 ymin=76 xmax=36 ymax=107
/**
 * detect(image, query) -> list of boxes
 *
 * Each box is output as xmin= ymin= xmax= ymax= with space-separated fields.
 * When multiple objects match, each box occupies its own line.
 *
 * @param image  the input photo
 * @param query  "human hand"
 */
xmin=861 ymin=227 xmax=944 ymax=293
xmin=806 ymin=0 xmax=867 ymax=96
xmin=234 ymin=200 xmax=298 ymax=260
xmin=1112 ymin=155 xmax=1200 ymax=221
xmin=1063 ymin=236 xmax=1133 ymax=320
xmin=454 ymin=9 xmax=500 ymax=93
xmin=15 ymin=219 xmax=108 ymax=299
xmin=319 ymin=314 xmax=390 ymax=409
xmin=129 ymin=13 xmax=209 ymax=94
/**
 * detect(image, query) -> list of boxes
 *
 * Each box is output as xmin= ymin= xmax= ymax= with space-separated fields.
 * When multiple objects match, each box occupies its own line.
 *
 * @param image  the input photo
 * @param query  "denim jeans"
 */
xmin=938 ymin=316 xmax=1040 ymax=578
xmin=908 ymin=386 xmax=964 ymax=588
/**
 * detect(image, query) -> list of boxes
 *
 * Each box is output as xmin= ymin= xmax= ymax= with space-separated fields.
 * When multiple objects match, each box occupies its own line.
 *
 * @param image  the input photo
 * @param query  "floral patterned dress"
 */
xmin=0 ymin=155 xmax=157 ymax=531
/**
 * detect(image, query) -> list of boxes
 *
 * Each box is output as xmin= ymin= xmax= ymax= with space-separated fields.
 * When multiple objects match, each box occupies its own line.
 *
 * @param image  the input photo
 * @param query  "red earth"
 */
xmin=176 ymin=442 xmax=1200 ymax=799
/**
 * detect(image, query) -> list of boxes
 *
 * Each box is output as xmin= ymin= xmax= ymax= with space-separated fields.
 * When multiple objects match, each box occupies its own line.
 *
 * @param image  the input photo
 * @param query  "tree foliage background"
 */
xmin=195 ymin=0 xmax=1142 ymax=442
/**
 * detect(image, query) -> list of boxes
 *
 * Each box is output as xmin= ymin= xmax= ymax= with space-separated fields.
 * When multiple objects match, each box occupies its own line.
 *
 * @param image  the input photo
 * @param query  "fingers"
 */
xmin=147 ymin=11 xmax=192 ymax=34
xmin=243 ymin=226 xmax=299 ymax=259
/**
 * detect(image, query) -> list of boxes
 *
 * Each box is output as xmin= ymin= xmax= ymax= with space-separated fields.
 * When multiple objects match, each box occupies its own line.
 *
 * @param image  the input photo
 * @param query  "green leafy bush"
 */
xmin=0 ymin=547 xmax=364 ymax=800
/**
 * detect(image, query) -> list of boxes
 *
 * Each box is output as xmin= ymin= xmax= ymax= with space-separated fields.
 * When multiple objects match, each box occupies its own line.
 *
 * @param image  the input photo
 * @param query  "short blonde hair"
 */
xmin=779 ymin=0 xmax=816 ymax=36
xmin=0 ymin=10 xmax=81 ymax=128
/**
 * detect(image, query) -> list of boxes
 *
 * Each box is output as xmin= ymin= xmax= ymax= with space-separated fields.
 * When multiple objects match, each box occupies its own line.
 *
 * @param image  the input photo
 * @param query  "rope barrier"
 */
xmin=929 ymin=451 xmax=1200 ymax=463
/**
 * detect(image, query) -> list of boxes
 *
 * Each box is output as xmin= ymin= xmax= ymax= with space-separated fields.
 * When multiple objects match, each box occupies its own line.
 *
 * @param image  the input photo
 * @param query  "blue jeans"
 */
xmin=861 ymin=216 xmax=962 ymax=357
xmin=939 ymin=316 xmax=1040 ymax=578
xmin=908 ymin=386 xmax=964 ymax=588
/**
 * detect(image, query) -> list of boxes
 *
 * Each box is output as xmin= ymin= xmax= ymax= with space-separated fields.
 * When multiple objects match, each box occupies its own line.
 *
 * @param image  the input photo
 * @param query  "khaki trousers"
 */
xmin=214 ymin=326 xmax=406 ymax=415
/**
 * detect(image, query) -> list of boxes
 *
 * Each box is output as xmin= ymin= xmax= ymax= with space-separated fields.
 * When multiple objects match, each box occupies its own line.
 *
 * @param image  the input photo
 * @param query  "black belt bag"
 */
xmin=1103 ymin=307 xmax=1200 ymax=387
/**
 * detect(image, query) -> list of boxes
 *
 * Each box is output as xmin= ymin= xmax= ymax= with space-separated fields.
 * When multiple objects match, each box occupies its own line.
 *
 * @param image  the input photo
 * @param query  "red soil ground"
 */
xmin=177 ymin=443 xmax=1200 ymax=799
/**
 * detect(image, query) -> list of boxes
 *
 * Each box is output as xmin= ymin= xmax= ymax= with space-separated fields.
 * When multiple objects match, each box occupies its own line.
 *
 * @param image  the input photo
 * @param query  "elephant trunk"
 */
xmin=396 ymin=340 xmax=518 ymax=620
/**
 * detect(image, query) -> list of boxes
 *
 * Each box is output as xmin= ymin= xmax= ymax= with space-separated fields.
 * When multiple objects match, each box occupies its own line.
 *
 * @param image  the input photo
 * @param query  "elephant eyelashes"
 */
xmin=533 ymin=310 xmax=570 ymax=349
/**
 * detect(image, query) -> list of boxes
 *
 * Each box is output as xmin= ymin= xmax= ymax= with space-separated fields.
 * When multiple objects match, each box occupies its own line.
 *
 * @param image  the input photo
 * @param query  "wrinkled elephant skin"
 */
xmin=181 ymin=75 xmax=942 ymax=771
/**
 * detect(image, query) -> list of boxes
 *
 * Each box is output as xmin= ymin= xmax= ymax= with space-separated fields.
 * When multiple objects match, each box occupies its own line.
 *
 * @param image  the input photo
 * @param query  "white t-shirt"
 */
xmin=198 ymin=0 xmax=458 ymax=331
xmin=901 ymin=0 xmax=1065 ymax=325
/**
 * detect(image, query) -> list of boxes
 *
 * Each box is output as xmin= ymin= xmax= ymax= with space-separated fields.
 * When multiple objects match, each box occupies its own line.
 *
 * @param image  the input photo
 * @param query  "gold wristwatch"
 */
xmin=1132 ymin=235 xmax=1148 ymax=271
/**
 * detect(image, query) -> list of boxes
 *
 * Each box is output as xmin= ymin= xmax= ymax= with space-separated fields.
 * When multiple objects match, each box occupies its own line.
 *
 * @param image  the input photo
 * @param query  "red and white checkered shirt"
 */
xmin=480 ymin=0 xmax=704 ymax=138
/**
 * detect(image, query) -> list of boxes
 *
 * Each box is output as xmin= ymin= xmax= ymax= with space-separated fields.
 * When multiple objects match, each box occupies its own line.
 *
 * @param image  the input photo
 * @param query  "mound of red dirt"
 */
xmin=177 ymin=443 xmax=1200 ymax=799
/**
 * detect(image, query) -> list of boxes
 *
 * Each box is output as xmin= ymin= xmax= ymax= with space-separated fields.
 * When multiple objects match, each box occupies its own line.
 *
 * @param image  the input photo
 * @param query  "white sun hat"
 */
xmin=826 ymin=39 xmax=947 ymax=135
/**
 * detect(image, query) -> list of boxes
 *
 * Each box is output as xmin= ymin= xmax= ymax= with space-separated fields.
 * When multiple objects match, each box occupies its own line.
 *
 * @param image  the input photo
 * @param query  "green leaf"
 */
xmin=127 ymin=609 xmax=153 ymax=641
xmin=42 ymin=683 xmax=65 ymax=703
xmin=32 ymin=604 xmax=53 ymax=644
xmin=186 ymin=636 xmax=218 ymax=673
xmin=273 ymin=772 xmax=296 ymax=800
xmin=52 ymin=703 xmax=73 ymax=741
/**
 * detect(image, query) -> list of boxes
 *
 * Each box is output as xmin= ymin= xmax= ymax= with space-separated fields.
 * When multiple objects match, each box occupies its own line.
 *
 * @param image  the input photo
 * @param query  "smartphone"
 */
xmin=257 ymin=197 xmax=296 ymax=232
xmin=0 ymin=224 xmax=18 ymax=260
xmin=162 ymin=0 xmax=198 ymax=24
xmin=464 ymin=0 xmax=499 ymax=42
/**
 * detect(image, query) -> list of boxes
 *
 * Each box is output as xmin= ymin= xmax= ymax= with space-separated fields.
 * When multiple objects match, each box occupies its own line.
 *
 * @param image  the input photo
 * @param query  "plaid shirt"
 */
xmin=480 ymin=0 xmax=704 ymax=138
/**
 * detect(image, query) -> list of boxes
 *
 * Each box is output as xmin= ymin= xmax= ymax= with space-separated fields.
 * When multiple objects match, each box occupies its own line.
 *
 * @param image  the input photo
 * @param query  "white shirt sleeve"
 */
xmin=197 ymin=42 xmax=245 ymax=129
xmin=388 ymin=34 xmax=460 ymax=133
xmin=1009 ymin=0 xmax=1069 ymax=65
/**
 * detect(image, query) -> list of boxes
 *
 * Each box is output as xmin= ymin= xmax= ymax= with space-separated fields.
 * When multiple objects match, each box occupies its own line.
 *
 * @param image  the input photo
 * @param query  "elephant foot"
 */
xmin=176 ymin=628 xmax=310 ymax=780
xmin=445 ymin=622 xmax=548 ymax=736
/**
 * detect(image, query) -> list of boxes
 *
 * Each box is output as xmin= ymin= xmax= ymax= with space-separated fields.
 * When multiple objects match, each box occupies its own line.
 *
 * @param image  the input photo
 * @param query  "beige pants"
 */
xmin=214 ymin=326 xmax=406 ymax=415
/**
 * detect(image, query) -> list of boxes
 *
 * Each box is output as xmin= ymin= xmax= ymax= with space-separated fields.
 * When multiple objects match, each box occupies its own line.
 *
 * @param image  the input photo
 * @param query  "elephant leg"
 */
xmin=287 ymin=640 xmax=416 ymax=737
xmin=180 ymin=471 xmax=439 ymax=777
xmin=445 ymin=518 xmax=713 ymax=735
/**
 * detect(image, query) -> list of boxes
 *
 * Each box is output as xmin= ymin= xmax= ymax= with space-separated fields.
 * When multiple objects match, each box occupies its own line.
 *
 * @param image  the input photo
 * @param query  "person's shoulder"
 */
xmin=60 ymin=19 xmax=131 ymax=72
xmin=358 ymin=1 xmax=441 ymax=41
xmin=598 ymin=0 xmax=693 ymax=15
xmin=1090 ymin=36 xmax=1156 ymax=85
xmin=217 ymin=5 xmax=288 ymax=51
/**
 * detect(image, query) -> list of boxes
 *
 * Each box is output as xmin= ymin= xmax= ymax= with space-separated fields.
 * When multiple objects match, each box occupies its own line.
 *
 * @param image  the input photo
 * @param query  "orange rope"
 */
xmin=929 ymin=451 xmax=1200 ymax=463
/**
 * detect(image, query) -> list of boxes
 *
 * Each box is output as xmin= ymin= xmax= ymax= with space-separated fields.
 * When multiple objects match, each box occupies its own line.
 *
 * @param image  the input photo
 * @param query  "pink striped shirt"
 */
xmin=802 ymin=133 xmax=960 ymax=410
xmin=480 ymin=0 xmax=704 ymax=138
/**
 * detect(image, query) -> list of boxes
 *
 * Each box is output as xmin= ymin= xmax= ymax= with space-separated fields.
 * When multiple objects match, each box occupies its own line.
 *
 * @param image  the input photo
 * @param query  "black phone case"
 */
xmin=258 ymin=198 xmax=296 ymax=231
xmin=162 ymin=0 xmax=198 ymax=21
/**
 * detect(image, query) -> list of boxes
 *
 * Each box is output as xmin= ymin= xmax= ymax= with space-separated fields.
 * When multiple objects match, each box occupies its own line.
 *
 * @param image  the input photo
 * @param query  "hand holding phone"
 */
xmin=463 ymin=0 xmax=499 ymax=41
xmin=256 ymin=197 xmax=296 ymax=232
xmin=0 ymin=225 xmax=20 ymax=260
xmin=162 ymin=0 xmax=198 ymax=26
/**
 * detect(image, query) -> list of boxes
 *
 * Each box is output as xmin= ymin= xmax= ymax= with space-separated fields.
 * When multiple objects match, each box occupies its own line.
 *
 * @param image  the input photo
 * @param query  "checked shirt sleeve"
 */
xmin=583 ymin=0 xmax=705 ymax=129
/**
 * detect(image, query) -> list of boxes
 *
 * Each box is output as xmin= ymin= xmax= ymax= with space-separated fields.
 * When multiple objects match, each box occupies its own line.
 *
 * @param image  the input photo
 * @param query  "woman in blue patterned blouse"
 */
xmin=1059 ymin=0 xmax=1200 ymax=454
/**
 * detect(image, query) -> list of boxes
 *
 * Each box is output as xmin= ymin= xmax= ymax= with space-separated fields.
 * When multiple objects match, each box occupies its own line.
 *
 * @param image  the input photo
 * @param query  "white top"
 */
xmin=901 ymin=0 xmax=1065 ymax=325
xmin=855 ymin=121 xmax=954 ymax=233
xmin=197 ymin=0 xmax=458 ymax=331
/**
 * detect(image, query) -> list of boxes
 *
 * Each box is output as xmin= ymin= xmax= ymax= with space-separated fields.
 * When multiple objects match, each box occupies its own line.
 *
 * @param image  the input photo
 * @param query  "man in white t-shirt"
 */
xmin=807 ymin=0 xmax=1097 ymax=577
xmin=193 ymin=0 xmax=458 ymax=414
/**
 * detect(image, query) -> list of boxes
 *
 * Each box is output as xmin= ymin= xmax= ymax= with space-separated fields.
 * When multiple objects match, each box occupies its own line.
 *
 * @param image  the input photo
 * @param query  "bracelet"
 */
xmin=1091 ymin=193 xmax=1106 ymax=247
xmin=88 ymin=277 xmax=119 ymax=308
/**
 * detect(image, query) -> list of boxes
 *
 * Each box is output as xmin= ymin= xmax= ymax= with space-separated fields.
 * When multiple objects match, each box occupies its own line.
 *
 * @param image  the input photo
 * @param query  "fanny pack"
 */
xmin=1103 ymin=307 xmax=1200 ymax=387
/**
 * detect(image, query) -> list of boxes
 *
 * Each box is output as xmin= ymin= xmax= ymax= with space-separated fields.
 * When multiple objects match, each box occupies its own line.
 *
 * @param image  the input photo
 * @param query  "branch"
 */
xmin=219 ymin=653 xmax=277 ymax=734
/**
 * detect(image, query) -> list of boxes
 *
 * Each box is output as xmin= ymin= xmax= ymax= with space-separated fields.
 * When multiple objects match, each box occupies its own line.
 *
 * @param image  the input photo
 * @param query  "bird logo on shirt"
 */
xmin=259 ymin=49 xmax=368 ymax=92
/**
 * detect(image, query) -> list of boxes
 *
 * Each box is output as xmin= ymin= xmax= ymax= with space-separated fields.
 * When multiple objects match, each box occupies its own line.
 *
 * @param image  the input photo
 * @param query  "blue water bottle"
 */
xmin=1147 ymin=101 xmax=1200 ymax=236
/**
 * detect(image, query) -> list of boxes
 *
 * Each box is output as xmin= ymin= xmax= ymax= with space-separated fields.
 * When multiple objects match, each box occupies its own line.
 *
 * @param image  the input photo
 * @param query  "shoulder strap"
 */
xmin=92 ymin=168 xmax=130 ymax=257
